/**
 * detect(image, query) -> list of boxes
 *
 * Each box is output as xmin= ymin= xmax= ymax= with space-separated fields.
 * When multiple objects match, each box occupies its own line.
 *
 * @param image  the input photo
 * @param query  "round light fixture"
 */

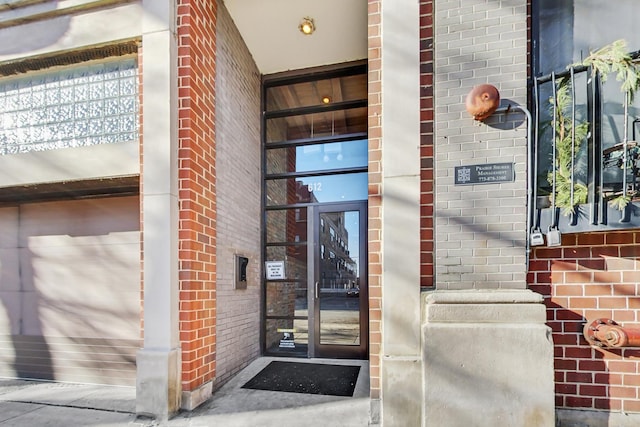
xmin=322 ymin=96 xmax=331 ymax=104
xmin=465 ymin=84 xmax=500 ymax=121
xmin=299 ymin=17 xmax=315 ymax=35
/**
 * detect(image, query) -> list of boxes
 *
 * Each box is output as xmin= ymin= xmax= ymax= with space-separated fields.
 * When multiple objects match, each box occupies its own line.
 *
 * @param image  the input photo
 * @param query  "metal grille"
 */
xmin=531 ymin=51 xmax=640 ymax=232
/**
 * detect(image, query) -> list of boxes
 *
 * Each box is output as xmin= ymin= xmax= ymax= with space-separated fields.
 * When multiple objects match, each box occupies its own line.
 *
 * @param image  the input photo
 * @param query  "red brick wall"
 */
xmin=367 ymin=0 xmax=382 ymax=399
xmin=528 ymin=231 xmax=640 ymax=413
xmin=177 ymin=0 xmax=218 ymax=392
xmin=419 ymin=0 xmax=434 ymax=289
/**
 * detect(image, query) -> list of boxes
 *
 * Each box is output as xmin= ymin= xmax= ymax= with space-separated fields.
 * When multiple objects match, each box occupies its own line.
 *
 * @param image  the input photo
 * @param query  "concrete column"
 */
xmin=426 ymin=2 xmax=555 ymax=425
xmin=422 ymin=290 xmax=555 ymax=426
xmin=379 ymin=0 xmax=422 ymax=425
xmin=136 ymin=0 xmax=181 ymax=421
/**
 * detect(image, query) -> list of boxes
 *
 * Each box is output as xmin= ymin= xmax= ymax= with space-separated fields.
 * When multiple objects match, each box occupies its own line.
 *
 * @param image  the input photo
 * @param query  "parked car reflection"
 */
xmin=346 ymin=286 xmax=359 ymax=297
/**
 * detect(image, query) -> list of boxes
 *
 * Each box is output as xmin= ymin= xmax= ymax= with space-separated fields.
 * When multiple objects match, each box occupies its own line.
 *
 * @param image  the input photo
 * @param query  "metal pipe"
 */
xmin=533 ymin=79 xmax=541 ymax=230
xmin=570 ymin=67 xmax=576 ymax=213
xmin=493 ymin=104 xmax=533 ymax=262
xmin=584 ymin=318 xmax=640 ymax=348
xmin=551 ymin=72 xmax=558 ymax=227
xmin=533 ymin=50 xmax=640 ymax=86
xmin=594 ymin=69 xmax=605 ymax=224
xmin=622 ymin=93 xmax=629 ymax=201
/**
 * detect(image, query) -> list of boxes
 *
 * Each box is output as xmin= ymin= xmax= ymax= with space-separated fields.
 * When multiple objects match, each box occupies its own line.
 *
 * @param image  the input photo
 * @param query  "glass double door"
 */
xmin=308 ymin=202 xmax=367 ymax=359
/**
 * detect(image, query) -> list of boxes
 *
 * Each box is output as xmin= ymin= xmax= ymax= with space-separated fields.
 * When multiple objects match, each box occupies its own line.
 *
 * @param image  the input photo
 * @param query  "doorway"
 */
xmin=263 ymin=202 xmax=367 ymax=359
xmin=310 ymin=202 xmax=368 ymax=358
xmin=262 ymin=62 xmax=368 ymax=359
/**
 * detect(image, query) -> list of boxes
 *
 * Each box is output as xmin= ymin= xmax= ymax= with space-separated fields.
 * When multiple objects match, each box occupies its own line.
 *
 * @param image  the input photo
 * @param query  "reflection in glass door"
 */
xmin=312 ymin=203 xmax=367 ymax=359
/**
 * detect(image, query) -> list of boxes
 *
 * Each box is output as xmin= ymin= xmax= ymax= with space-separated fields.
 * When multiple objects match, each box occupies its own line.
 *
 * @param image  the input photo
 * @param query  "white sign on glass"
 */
xmin=265 ymin=261 xmax=285 ymax=280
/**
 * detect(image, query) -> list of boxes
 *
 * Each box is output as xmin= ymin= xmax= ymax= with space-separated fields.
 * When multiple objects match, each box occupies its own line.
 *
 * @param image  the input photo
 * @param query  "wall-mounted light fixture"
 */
xmin=299 ymin=17 xmax=315 ymax=35
xmin=465 ymin=84 xmax=500 ymax=121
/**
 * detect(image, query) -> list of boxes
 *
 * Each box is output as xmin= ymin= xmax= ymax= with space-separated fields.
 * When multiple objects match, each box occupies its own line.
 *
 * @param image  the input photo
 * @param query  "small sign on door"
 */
xmin=265 ymin=261 xmax=285 ymax=280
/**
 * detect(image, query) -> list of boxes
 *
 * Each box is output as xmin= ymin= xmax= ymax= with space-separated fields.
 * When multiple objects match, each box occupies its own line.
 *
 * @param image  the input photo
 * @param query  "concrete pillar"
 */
xmin=426 ymin=1 xmax=555 ymax=425
xmin=379 ymin=0 xmax=422 ymax=425
xmin=422 ymin=290 xmax=555 ymax=426
xmin=136 ymin=0 xmax=181 ymax=420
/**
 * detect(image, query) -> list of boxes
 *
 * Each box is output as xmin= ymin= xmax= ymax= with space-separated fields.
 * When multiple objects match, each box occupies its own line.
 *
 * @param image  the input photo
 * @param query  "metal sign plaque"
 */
xmin=454 ymin=162 xmax=515 ymax=185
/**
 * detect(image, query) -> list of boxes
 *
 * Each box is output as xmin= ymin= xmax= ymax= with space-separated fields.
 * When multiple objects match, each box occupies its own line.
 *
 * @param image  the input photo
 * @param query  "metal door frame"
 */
xmin=307 ymin=201 xmax=368 ymax=359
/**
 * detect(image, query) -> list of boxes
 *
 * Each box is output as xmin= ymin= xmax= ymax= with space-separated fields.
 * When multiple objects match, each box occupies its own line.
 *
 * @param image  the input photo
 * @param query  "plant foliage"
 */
xmin=547 ymin=39 xmax=640 ymax=213
xmin=546 ymin=80 xmax=589 ymax=215
xmin=580 ymin=39 xmax=640 ymax=103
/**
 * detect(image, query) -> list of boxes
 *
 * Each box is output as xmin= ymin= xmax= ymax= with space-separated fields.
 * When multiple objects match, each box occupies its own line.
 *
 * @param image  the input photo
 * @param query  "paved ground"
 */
xmin=0 ymin=357 xmax=372 ymax=427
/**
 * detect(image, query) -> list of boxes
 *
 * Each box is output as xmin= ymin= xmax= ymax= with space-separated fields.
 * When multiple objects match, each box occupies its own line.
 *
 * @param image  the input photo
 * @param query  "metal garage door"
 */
xmin=0 ymin=196 xmax=140 ymax=386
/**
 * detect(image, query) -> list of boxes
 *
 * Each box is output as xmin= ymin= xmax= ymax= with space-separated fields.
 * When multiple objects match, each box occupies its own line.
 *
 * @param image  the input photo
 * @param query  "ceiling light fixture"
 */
xmin=299 ymin=17 xmax=315 ymax=35
xmin=322 ymin=96 xmax=331 ymax=104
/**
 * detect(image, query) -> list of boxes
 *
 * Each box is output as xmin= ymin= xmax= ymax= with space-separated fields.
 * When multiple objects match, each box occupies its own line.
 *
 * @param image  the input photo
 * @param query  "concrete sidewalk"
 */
xmin=0 ymin=357 xmax=372 ymax=426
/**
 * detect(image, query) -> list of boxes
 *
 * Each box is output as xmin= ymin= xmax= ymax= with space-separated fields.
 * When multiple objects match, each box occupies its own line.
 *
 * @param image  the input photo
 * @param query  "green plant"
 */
xmin=546 ymin=80 xmax=589 ymax=216
xmin=580 ymin=39 xmax=640 ymax=102
xmin=547 ymin=39 xmax=640 ymax=213
xmin=609 ymin=194 xmax=631 ymax=211
xmin=583 ymin=40 xmax=640 ymax=211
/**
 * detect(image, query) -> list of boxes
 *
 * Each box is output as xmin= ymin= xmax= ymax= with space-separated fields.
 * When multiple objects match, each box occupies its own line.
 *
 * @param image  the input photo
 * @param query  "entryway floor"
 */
xmin=0 ymin=357 xmax=372 ymax=427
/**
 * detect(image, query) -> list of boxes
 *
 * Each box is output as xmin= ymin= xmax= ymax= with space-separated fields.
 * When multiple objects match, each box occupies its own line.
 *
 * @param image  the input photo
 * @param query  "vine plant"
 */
xmin=547 ymin=39 xmax=640 ymax=213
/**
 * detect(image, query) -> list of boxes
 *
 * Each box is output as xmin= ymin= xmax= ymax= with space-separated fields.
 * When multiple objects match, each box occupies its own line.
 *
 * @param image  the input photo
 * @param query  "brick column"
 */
xmin=176 ymin=0 xmax=217 ymax=411
xmin=433 ymin=0 xmax=528 ymax=289
xmin=367 ymin=0 xmax=382 ymax=416
xmin=420 ymin=0 xmax=435 ymax=289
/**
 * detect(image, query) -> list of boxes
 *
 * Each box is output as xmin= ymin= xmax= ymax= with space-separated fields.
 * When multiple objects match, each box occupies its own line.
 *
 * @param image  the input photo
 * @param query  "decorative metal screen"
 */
xmin=532 ymin=50 xmax=640 ymax=233
xmin=0 ymin=57 xmax=139 ymax=155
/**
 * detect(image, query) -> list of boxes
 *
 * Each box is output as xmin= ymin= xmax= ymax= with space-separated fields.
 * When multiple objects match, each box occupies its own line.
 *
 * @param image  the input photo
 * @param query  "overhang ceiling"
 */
xmin=224 ymin=0 xmax=368 ymax=75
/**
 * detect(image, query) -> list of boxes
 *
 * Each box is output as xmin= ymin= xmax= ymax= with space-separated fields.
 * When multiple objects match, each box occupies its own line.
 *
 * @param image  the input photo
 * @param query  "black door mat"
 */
xmin=241 ymin=361 xmax=361 ymax=397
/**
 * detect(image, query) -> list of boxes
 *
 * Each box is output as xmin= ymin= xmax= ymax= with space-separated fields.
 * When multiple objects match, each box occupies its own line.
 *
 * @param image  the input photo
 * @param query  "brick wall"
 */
xmin=529 ymin=230 xmax=640 ymax=414
xmin=420 ymin=0 xmax=434 ymax=288
xmin=213 ymin=2 xmax=261 ymax=388
xmin=367 ymin=0 xmax=382 ymax=400
xmin=176 ymin=0 xmax=217 ymax=392
xmin=433 ymin=0 xmax=528 ymax=289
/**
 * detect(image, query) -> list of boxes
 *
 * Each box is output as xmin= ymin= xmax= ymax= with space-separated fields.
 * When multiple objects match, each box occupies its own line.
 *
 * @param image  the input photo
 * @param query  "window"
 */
xmin=263 ymin=62 xmax=368 ymax=208
xmin=532 ymin=1 xmax=640 ymax=232
xmin=0 ymin=55 xmax=139 ymax=155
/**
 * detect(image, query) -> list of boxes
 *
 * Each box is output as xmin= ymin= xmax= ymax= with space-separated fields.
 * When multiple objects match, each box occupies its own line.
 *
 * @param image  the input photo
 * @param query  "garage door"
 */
xmin=0 ymin=196 xmax=140 ymax=386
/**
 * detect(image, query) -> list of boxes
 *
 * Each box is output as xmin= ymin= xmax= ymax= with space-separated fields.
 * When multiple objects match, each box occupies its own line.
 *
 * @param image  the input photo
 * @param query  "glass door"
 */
xmin=310 ymin=202 xmax=367 ymax=359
